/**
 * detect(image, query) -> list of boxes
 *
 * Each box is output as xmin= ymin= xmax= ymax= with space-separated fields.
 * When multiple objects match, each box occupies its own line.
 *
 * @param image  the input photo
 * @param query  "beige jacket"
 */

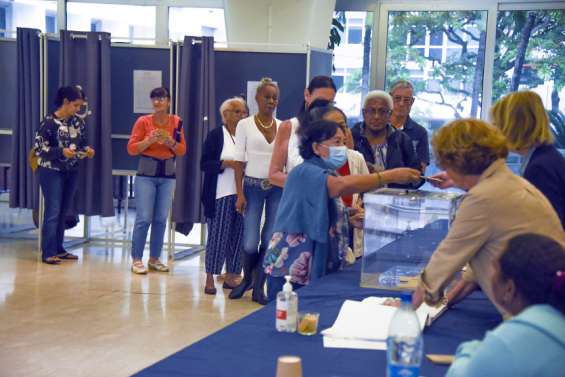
xmin=420 ymin=159 xmax=565 ymax=309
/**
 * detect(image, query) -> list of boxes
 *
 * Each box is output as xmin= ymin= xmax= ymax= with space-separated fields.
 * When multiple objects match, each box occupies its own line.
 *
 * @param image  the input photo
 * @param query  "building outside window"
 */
xmin=168 ymin=7 xmax=226 ymax=45
xmin=331 ymin=11 xmax=373 ymax=123
xmin=67 ymin=2 xmax=156 ymax=44
xmin=0 ymin=0 xmax=57 ymax=35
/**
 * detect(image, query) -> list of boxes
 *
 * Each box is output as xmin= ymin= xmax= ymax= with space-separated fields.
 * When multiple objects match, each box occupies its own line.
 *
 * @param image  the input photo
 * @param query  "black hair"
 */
xmin=296 ymin=98 xmax=332 ymax=129
xmin=297 ymin=103 xmax=348 ymax=139
xmin=150 ymin=87 xmax=171 ymax=99
xmin=296 ymin=75 xmax=337 ymax=116
xmin=298 ymin=119 xmax=340 ymax=160
xmin=500 ymin=233 xmax=565 ymax=315
xmin=54 ymin=86 xmax=85 ymax=108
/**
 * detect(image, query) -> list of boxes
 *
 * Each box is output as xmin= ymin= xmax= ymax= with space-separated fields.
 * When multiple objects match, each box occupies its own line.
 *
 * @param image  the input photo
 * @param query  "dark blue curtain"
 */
xmin=59 ymin=30 xmax=113 ymax=217
xmin=9 ymin=28 xmax=41 ymax=210
xmin=174 ymin=36 xmax=216 ymax=235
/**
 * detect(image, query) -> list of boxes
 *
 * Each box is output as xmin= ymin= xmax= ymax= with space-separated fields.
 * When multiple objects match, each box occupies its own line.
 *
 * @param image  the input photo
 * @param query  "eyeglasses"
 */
xmin=364 ymin=107 xmax=392 ymax=117
xmin=151 ymin=97 xmax=168 ymax=103
xmin=393 ymin=96 xmax=414 ymax=104
xmin=226 ymin=109 xmax=245 ymax=115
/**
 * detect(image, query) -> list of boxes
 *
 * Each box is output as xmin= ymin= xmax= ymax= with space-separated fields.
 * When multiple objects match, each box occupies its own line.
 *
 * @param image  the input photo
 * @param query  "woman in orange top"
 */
xmin=127 ymin=87 xmax=186 ymax=274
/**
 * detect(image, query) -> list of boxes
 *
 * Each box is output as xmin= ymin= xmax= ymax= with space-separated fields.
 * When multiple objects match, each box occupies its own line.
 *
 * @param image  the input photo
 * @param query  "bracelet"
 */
xmin=375 ymin=172 xmax=382 ymax=187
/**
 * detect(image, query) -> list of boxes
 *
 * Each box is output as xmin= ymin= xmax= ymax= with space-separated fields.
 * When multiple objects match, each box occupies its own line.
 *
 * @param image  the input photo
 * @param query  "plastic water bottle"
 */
xmin=386 ymin=292 xmax=423 ymax=377
xmin=276 ymin=275 xmax=298 ymax=332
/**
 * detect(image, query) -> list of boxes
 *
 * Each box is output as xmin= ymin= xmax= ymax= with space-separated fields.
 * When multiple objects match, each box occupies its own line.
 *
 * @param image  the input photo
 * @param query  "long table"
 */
xmin=135 ymin=262 xmax=501 ymax=377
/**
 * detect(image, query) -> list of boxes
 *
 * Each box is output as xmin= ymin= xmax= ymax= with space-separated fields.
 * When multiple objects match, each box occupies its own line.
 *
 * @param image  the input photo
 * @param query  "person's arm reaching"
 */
xmin=269 ymin=120 xmax=292 ymax=188
xmin=326 ymin=168 xmax=421 ymax=198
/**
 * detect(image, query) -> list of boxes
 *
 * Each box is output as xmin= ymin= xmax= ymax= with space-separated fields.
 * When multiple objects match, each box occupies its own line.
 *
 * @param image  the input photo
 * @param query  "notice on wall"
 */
xmin=133 ymin=70 xmax=162 ymax=114
xmin=246 ymin=80 xmax=278 ymax=118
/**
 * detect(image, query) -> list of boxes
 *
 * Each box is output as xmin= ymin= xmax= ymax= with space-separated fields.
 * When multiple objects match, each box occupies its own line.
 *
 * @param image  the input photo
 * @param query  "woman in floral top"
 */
xmin=264 ymin=119 xmax=421 ymax=301
xmin=34 ymin=86 xmax=95 ymax=264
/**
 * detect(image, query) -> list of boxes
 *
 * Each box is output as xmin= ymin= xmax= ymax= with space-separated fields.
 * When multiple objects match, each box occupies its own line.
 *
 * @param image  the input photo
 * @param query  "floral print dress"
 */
xmin=263 ymin=198 xmax=350 ymax=285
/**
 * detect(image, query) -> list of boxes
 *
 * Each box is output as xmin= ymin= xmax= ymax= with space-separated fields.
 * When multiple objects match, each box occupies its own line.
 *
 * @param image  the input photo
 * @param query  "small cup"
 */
xmin=297 ymin=312 xmax=320 ymax=336
xmin=276 ymin=355 xmax=302 ymax=377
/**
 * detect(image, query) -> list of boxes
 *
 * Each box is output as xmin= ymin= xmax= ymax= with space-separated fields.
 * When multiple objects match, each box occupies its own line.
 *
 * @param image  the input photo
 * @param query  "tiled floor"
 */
xmin=0 ymin=238 xmax=259 ymax=377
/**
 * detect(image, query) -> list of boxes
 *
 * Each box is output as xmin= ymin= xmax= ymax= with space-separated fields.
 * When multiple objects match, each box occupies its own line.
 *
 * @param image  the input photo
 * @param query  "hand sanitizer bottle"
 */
xmin=276 ymin=275 xmax=298 ymax=332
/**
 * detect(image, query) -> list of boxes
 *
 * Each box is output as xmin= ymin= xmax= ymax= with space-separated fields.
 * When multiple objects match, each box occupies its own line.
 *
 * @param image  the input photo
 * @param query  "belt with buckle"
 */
xmin=245 ymin=176 xmax=273 ymax=191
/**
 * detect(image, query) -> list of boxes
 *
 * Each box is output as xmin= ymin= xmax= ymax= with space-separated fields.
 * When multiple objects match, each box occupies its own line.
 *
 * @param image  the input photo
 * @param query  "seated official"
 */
xmin=351 ymin=90 xmax=423 ymax=188
xmin=412 ymin=119 xmax=564 ymax=313
xmin=446 ymin=233 xmax=565 ymax=377
xmin=491 ymin=90 xmax=565 ymax=229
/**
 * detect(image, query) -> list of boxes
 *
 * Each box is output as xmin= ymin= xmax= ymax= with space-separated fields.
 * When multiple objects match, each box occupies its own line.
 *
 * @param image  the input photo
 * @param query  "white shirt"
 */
xmin=286 ymin=117 xmax=304 ymax=173
xmin=234 ymin=115 xmax=281 ymax=179
xmin=216 ymin=127 xmax=237 ymax=199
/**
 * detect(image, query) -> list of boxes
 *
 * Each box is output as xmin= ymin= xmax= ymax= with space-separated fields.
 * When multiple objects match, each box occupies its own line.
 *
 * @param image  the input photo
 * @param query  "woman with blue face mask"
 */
xmin=263 ymin=119 xmax=421 ymax=300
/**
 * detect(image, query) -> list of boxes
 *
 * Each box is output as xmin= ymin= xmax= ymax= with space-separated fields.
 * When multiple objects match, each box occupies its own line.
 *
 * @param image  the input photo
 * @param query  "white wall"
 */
xmin=224 ymin=0 xmax=335 ymax=49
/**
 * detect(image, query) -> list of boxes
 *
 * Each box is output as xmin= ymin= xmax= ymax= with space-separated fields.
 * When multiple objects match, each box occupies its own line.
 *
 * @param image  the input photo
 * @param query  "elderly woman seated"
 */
xmin=412 ymin=119 xmax=565 ymax=313
xmin=446 ymin=233 xmax=565 ymax=377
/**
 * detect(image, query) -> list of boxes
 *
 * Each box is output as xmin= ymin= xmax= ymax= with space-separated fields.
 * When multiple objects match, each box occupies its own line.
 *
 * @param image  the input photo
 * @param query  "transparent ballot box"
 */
xmin=361 ymin=189 xmax=461 ymax=290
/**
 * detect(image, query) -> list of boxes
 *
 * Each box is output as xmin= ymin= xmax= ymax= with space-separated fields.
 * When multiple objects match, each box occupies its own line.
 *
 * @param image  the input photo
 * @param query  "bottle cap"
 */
xmin=399 ymin=292 xmax=412 ymax=304
xmin=283 ymin=275 xmax=293 ymax=293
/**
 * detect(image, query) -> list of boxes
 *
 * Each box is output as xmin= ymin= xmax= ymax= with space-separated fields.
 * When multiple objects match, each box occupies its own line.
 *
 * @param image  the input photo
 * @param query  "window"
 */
xmin=67 ymin=2 xmax=156 ymax=44
xmin=347 ymin=26 xmax=362 ymax=44
xmin=0 ymin=0 xmax=57 ymax=34
xmin=45 ymin=13 xmax=55 ymax=33
xmin=493 ymin=9 xmax=565 ymax=150
xmin=169 ymin=7 xmax=226 ymax=44
xmin=385 ymin=10 xmax=487 ymax=175
xmin=332 ymin=11 xmax=374 ymax=122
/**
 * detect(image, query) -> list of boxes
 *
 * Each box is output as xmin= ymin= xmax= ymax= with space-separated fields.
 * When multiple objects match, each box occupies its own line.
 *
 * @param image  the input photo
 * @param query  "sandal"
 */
xmin=204 ymin=286 xmax=217 ymax=295
xmin=57 ymin=252 xmax=79 ymax=260
xmin=42 ymin=256 xmax=62 ymax=265
xmin=131 ymin=261 xmax=148 ymax=274
xmin=148 ymin=260 xmax=169 ymax=272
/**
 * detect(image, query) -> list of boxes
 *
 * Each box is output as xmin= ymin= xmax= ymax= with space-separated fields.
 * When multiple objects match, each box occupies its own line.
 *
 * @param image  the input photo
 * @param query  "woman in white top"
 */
xmin=230 ymin=78 xmax=282 ymax=305
xmin=200 ymin=97 xmax=248 ymax=295
xmin=269 ymin=76 xmax=337 ymax=186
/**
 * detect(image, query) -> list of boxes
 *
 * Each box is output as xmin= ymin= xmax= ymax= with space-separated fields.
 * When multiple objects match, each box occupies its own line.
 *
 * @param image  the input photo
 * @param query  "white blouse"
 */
xmin=286 ymin=117 xmax=304 ymax=173
xmin=216 ymin=127 xmax=237 ymax=199
xmin=234 ymin=115 xmax=281 ymax=179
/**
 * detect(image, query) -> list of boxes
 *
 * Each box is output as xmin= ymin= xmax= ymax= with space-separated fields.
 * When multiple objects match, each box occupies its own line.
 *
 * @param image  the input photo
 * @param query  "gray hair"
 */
xmin=363 ymin=90 xmax=393 ymax=109
xmin=220 ymin=97 xmax=247 ymax=123
xmin=256 ymin=77 xmax=279 ymax=95
xmin=389 ymin=79 xmax=415 ymax=95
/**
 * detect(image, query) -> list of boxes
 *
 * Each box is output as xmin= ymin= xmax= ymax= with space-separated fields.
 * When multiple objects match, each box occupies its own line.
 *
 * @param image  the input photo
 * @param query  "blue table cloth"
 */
xmin=135 ymin=262 xmax=501 ymax=377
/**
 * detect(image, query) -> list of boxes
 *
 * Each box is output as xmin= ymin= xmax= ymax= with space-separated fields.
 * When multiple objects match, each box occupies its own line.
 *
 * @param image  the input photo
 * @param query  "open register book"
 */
xmin=322 ymin=297 xmax=447 ymax=350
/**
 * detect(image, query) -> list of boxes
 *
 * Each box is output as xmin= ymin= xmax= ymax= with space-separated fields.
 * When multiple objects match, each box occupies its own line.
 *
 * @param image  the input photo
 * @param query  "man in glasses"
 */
xmin=351 ymin=90 xmax=421 ymax=188
xmin=389 ymin=80 xmax=430 ymax=174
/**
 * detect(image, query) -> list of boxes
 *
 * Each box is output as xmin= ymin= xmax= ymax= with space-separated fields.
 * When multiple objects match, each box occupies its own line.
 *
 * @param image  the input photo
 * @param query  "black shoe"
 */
xmin=251 ymin=251 xmax=268 ymax=305
xmin=229 ymin=252 xmax=258 ymax=299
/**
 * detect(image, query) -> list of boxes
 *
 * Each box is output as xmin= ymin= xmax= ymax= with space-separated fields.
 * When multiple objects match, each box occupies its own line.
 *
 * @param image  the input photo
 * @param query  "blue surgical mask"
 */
xmin=321 ymin=145 xmax=347 ymax=170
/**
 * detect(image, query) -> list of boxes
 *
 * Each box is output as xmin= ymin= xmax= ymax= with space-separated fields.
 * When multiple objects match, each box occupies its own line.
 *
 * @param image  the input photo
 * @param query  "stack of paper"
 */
xmin=322 ymin=297 xmax=446 ymax=350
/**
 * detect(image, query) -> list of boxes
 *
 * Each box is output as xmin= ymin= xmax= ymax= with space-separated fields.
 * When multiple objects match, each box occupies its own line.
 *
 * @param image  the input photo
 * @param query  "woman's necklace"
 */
xmin=255 ymin=115 xmax=274 ymax=129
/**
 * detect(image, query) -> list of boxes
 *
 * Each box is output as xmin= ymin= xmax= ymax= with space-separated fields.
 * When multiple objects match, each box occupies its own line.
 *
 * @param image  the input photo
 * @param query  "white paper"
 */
xmin=246 ymin=80 xmax=278 ymax=118
xmin=323 ymin=335 xmax=387 ymax=350
xmin=133 ymin=70 xmax=162 ymax=114
xmin=322 ymin=297 xmax=444 ymax=351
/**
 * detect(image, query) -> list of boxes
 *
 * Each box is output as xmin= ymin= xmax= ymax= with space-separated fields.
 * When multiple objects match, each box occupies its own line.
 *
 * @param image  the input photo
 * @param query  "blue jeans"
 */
xmin=38 ymin=167 xmax=79 ymax=260
xmin=242 ymin=177 xmax=282 ymax=256
xmin=131 ymin=176 xmax=175 ymax=260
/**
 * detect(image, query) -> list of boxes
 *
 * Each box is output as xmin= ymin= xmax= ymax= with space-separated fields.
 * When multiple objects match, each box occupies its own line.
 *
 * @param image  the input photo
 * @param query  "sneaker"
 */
xmin=131 ymin=261 xmax=148 ymax=274
xmin=148 ymin=260 xmax=169 ymax=272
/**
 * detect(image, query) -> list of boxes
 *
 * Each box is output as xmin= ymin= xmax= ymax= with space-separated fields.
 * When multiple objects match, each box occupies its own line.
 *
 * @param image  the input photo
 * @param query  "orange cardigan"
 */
xmin=127 ymin=114 xmax=187 ymax=159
